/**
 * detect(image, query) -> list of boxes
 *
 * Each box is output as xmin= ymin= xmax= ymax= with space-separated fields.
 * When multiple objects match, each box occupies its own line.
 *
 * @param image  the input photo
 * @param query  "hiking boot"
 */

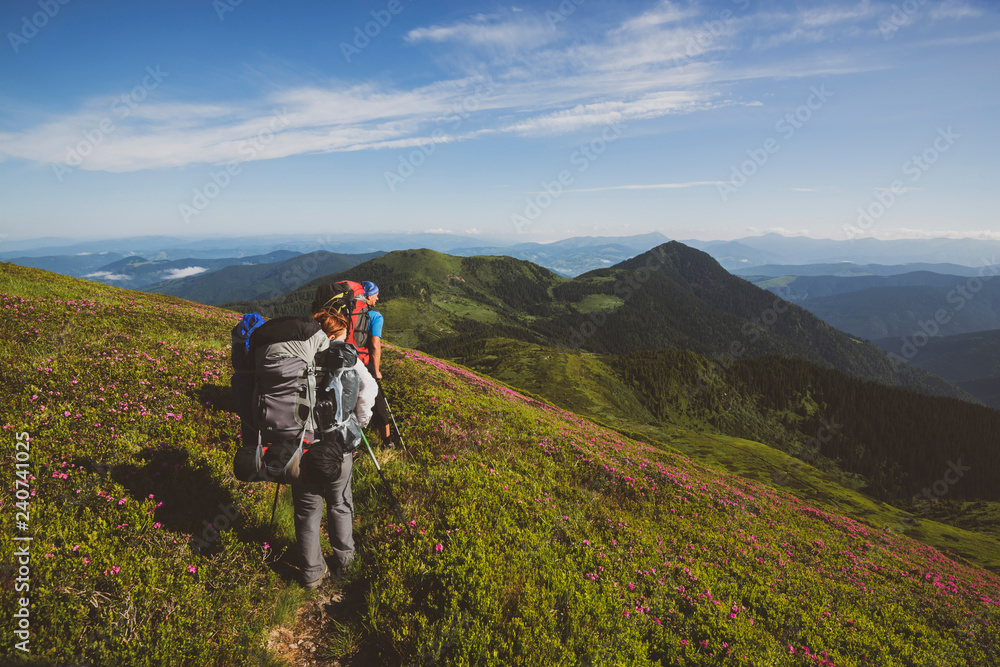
xmin=304 ymin=565 xmax=329 ymax=589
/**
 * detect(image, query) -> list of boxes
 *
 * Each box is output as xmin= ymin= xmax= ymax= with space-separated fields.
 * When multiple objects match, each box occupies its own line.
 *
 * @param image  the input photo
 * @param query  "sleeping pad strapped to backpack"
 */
xmin=232 ymin=315 xmax=364 ymax=485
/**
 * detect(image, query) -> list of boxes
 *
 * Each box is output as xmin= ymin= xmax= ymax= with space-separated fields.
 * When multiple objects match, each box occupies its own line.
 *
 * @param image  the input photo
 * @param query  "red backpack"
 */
xmin=311 ymin=281 xmax=372 ymax=364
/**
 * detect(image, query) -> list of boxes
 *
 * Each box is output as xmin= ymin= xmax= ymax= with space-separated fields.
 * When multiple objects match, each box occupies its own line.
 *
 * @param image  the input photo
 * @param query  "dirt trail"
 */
xmin=267 ymin=584 xmax=354 ymax=666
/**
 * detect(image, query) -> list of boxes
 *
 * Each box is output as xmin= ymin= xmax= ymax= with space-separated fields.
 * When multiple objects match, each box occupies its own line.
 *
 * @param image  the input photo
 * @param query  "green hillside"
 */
xmin=431 ymin=335 xmax=1000 ymax=558
xmin=5 ymin=262 xmax=999 ymax=665
xmin=229 ymin=243 xmax=973 ymax=404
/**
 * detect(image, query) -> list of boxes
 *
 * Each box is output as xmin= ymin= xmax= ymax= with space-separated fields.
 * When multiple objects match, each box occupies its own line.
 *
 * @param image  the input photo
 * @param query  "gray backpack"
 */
xmin=233 ymin=316 xmax=328 ymax=484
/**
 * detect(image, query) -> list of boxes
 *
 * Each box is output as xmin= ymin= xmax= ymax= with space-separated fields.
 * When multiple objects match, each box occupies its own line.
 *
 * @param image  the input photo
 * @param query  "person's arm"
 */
xmin=354 ymin=361 xmax=378 ymax=426
xmin=370 ymin=335 xmax=382 ymax=379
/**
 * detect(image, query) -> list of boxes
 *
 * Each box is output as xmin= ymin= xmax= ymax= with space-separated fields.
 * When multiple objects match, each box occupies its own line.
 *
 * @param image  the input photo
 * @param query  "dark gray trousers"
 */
xmin=292 ymin=453 xmax=354 ymax=584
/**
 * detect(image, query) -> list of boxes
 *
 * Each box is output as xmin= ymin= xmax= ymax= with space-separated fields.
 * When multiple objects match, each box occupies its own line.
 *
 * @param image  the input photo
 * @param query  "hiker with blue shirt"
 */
xmin=359 ymin=281 xmax=395 ymax=448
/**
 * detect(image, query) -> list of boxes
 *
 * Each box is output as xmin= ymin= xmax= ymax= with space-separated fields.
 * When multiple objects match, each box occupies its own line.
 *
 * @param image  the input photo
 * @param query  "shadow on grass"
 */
xmin=197 ymin=382 xmax=235 ymax=413
xmin=104 ymin=445 xmax=304 ymax=584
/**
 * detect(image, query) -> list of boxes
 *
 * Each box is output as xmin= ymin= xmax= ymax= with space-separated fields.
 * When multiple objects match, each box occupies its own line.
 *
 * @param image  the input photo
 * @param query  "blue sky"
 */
xmin=0 ymin=0 xmax=997 ymax=244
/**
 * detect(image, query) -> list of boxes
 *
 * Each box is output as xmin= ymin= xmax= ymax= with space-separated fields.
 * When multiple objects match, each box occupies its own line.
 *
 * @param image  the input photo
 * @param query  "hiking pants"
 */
xmin=292 ymin=453 xmax=354 ymax=583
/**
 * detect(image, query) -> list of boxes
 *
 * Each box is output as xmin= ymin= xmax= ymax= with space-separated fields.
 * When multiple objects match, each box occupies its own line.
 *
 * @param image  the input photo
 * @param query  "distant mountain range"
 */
xmin=735 ymin=262 xmax=999 ymax=279
xmin=80 ymin=250 xmax=300 ymax=288
xmin=450 ymin=232 xmax=671 ymax=276
xmin=145 ymin=250 xmax=383 ymax=305
xmin=690 ymin=233 xmax=1000 ymax=270
xmin=5 ymin=232 xmax=1000 ymax=277
xmin=747 ymin=271 xmax=996 ymax=303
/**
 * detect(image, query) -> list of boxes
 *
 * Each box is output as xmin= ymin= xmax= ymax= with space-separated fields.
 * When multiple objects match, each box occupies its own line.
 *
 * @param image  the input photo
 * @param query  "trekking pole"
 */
xmin=270 ymin=484 xmax=281 ymax=526
xmin=360 ymin=431 xmax=405 ymax=520
xmin=383 ymin=397 xmax=408 ymax=451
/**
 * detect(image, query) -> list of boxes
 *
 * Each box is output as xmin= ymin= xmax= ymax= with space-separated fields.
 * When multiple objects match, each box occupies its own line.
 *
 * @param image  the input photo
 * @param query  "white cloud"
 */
xmin=753 ymin=1 xmax=876 ymax=49
xmin=84 ymin=271 xmax=130 ymax=280
xmin=915 ymin=29 xmax=1000 ymax=46
xmin=930 ymin=0 xmax=983 ymax=20
xmin=404 ymin=13 xmax=554 ymax=51
xmin=556 ymin=181 xmax=725 ymax=194
xmin=0 ymin=2 xmax=902 ymax=173
xmin=614 ymin=1 xmax=698 ymax=34
xmin=161 ymin=267 xmax=208 ymax=280
xmin=799 ymin=2 xmax=875 ymax=28
xmin=764 ymin=227 xmax=814 ymax=236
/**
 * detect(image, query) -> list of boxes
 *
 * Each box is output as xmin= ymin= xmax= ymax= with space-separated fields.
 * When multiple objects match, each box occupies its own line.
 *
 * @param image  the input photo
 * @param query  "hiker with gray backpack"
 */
xmin=231 ymin=309 xmax=377 ymax=587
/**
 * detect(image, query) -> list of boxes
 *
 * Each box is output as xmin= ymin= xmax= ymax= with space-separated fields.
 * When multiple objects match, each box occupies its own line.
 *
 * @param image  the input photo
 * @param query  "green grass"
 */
xmin=3 ymin=262 xmax=999 ymax=665
xmin=572 ymin=293 xmax=624 ymax=313
xmin=346 ymin=346 xmax=1000 ymax=664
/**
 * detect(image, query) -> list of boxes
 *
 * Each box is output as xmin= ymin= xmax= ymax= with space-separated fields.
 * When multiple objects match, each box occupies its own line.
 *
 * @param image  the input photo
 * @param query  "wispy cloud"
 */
xmin=405 ymin=13 xmax=555 ymax=51
xmin=84 ymin=271 xmax=130 ymax=280
xmin=0 ymin=1 xmax=946 ymax=174
xmin=930 ymin=0 xmax=983 ymax=20
xmin=557 ymin=181 xmax=725 ymax=194
xmin=614 ymin=1 xmax=699 ymax=34
xmin=161 ymin=267 xmax=208 ymax=280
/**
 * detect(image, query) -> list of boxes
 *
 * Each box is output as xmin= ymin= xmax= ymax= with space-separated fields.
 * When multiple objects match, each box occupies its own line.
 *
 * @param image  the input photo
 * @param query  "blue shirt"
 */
xmin=368 ymin=310 xmax=383 ymax=338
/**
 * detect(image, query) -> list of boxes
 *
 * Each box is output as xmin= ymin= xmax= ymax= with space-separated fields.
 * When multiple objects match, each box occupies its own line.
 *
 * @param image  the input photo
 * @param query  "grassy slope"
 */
xmin=3 ymin=263 xmax=999 ymax=665
xmin=357 ymin=346 xmax=1000 ymax=665
xmin=0 ymin=264 xmax=306 ymax=665
xmin=434 ymin=336 xmax=1000 ymax=571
